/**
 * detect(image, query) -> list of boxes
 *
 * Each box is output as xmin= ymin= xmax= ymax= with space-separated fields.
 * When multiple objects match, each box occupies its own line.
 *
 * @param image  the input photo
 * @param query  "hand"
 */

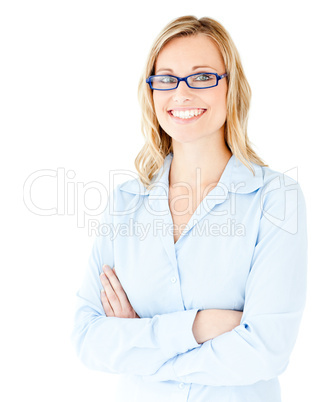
xmin=100 ymin=265 xmax=140 ymax=319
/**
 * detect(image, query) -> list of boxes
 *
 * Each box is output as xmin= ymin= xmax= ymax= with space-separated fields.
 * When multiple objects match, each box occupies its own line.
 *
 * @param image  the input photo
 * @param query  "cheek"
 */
xmin=153 ymin=93 xmax=168 ymax=121
xmin=219 ymin=85 xmax=228 ymax=109
xmin=208 ymin=89 xmax=227 ymax=115
xmin=153 ymin=93 xmax=164 ymax=111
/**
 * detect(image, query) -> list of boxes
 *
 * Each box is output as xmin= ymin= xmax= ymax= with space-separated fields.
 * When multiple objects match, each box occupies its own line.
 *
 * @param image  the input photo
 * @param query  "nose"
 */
xmin=172 ymin=80 xmax=193 ymax=103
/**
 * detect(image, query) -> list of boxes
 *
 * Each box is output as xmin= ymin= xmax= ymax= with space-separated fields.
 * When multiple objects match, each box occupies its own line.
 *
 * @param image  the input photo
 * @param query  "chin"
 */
xmin=169 ymin=132 xmax=206 ymax=144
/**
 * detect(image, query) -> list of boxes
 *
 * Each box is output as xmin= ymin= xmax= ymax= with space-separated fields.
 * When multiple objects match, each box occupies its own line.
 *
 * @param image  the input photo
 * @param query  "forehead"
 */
xmin=155 ymin=34 xmax=224 ymax=71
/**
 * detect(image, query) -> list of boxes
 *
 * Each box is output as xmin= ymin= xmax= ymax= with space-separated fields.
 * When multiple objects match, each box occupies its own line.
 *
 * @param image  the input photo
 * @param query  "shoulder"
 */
xmin=225 ymin=155 xmax=304 ymax=201
xmin=101 ymin=178 xmax=148 ymax=219
xmin=258 ymin=164 xmax=305 ymax=204
xmin=254 ymin=164 xmax=307 ymax=234
xmin=118 ymin=177 xmax=149 ymax=196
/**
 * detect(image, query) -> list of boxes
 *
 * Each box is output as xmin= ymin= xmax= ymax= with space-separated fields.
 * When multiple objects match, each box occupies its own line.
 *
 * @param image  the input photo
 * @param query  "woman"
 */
xmin=72 ymin=16 xmax=307 ymax=401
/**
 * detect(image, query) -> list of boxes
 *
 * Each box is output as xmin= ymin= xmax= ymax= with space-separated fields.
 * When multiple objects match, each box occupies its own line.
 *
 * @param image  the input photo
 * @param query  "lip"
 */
xmin=167 ymin=108 xmax=207 ymax=124
xmin=167 ymin=107 xmax=207 ymax=112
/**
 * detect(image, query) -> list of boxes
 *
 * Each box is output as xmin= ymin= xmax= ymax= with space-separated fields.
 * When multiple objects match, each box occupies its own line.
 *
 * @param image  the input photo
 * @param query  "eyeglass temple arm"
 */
xmin=219 ymin=73 xmax=228 ymax=80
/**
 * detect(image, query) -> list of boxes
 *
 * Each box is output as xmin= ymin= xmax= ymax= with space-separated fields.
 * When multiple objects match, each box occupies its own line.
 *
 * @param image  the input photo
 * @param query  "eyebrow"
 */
xmin=155 ymin=65 xmax=219 ymax=74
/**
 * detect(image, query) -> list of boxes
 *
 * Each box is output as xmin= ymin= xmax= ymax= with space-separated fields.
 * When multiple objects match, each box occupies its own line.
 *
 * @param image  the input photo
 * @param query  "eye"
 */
xmin=194 ymin=73 xmax=213 ymax=81
xmin=160 ymin=76 xmax=176 ymax=83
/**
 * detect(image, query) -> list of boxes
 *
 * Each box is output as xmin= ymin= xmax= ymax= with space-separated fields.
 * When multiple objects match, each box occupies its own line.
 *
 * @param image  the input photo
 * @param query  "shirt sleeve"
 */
xmin=71 ymin=185 xmax=200 ymax=376
xmin=141 ymin=177 xmax=308 ymax=386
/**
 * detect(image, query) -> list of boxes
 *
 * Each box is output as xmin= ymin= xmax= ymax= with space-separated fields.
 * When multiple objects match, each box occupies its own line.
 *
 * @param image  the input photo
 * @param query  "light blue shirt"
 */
xmin=71 ymin=152 xmax=308 ymax=402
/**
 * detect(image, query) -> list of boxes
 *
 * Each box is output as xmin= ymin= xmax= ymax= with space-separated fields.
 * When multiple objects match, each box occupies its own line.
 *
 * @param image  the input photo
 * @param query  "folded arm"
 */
xmin=142 ymin=179 xmax=308 ymax=386
xmin=71 ymin=188 xmax=201 ymax=376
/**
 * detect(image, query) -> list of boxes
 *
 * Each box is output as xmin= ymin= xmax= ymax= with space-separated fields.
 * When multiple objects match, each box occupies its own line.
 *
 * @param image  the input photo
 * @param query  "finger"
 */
xmin=99 ymin=271 xmax=122 ymax=315
xmin=103 ymin=265 xmax=131 ymax=310
xmin=100 ymin=289 xmax=114 ymax=317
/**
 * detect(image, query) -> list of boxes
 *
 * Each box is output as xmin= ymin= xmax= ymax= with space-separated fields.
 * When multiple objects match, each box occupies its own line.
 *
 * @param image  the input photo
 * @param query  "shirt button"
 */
xmin=178 ymin=383 xmax=185 ymax=389
xmin=171 ymin=277 xmax=177 ymax=283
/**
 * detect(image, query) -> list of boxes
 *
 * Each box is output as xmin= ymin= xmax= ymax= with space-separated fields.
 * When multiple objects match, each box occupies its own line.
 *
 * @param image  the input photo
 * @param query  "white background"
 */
xmin=1 ymin=0 xmax=320 ymax=401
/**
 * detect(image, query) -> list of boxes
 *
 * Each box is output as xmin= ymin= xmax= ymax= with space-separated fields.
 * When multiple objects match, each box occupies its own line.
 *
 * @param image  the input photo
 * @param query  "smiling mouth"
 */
xmin=168 ymin=108 xmax=207 ymax=120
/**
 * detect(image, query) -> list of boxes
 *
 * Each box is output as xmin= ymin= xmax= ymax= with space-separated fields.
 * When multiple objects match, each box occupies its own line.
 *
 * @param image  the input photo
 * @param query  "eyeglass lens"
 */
xmin=150 ymin=73 xmax=218 ymax=89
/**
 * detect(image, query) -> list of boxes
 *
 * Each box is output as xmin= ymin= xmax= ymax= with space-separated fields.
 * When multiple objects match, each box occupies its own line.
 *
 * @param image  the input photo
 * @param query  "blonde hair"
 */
xmin=135 ymin=15 xmax=268 ymax=189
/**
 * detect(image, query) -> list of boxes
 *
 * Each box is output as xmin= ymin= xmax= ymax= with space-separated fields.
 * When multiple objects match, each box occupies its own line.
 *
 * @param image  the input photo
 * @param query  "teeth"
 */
xmin=171 ymin=109 xmax=205 ymax=119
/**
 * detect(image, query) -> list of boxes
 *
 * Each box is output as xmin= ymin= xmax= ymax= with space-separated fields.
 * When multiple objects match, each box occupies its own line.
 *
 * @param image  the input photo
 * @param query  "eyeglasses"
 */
xmin=146 ymin=72 xmax=228 ymax=91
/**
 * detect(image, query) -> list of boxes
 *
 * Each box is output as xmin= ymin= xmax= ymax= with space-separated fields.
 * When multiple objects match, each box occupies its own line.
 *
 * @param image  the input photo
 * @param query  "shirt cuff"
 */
xmin=157 ymin=308 xmax=201 ymax=359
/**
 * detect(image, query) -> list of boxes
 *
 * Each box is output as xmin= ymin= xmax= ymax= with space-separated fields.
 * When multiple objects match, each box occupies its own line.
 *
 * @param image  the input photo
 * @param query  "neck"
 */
xmin=169 ymin=136 xmax=232 ymax=190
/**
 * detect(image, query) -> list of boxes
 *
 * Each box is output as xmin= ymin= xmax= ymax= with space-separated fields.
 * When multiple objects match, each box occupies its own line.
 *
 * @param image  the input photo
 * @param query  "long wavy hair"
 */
xmin=135 ymin=15 xmax=268 ymax=190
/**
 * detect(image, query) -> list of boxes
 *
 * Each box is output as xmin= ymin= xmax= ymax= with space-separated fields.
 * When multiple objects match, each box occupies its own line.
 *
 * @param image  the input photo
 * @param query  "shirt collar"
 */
xmin=119 ymin=152 xmax=264 ymax=196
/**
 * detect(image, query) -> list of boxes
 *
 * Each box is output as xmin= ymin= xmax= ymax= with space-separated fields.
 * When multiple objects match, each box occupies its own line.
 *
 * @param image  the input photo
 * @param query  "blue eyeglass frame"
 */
xmin=146 ymin=72 xmax=228 ymax=90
